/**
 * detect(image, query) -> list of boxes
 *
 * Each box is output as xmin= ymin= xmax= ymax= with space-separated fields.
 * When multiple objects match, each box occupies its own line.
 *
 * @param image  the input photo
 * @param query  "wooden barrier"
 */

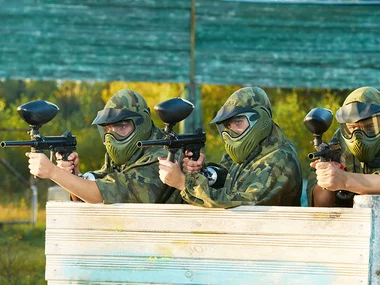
xmin=45 ymin=200 xmax=377 ymax=285
xmin=355 ymin=195 xmax=380 ymax=285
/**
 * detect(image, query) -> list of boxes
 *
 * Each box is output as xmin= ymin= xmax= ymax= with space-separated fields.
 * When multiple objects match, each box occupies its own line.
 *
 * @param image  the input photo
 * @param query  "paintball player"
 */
xmin=307 ymin=86 xmax=380 ymax=207
xmin=158 ymin=87 xmax=303 ymax=208
xmin=25 ymin=89 xmax=183 ymax=204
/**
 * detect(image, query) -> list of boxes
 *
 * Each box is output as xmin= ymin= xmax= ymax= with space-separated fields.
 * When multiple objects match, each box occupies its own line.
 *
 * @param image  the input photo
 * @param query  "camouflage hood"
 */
xmin=336 ymin=87 xmax=380 ymax=163
xmin=210 ymin=86 xmax=272 ymax=124
xmin=336 ymin=87 xmax=380 ymax=123
xmin=212 ymin=87 xmax=273 ymax=164
xmin=93 ymin=89 xmax=153 ymax=166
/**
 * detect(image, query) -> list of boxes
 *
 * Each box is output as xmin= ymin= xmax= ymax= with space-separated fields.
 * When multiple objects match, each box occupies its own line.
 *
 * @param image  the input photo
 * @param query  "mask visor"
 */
xmin=216 ymin=112 xmax=259 ymax=138
xmin=340 ymin=115 xmax=380 ymax=139
xmin=210 ymin=106 xmax=254 ymax=124
xmin=336 ymin=102 xmax=380 ymax=123
xmin=92 ymin=108 xmax=143 ymax=125
xmin=98 ymin=120 xmax=136 ymax=142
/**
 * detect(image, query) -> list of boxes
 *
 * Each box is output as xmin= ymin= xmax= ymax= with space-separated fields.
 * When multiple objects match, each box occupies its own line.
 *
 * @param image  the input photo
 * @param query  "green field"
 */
xmin=0 ymin=202 xmax=46 ymax=285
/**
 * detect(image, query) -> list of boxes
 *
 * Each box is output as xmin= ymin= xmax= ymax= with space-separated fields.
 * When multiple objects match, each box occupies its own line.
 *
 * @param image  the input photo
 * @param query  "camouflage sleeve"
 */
xmin=204 ymin=153 xmax=231 ymax=174
xmin=95 ymin=160 xmax=169 ymax=204
xmin=305 ymin=167 xmax=317 ymax=207
xmin=181 ymin=172 xmax=246 ymax=208
xmin=85 ymin=152 xmax=111 ymax=177
xmin=218 ymin=153 xmax=234 ymax=169
xmin=181 ymin=149 xmax=302 ymax=208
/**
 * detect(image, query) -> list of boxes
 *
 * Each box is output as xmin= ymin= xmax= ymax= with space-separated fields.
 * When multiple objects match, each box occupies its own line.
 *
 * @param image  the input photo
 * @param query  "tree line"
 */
xmin=0 ymin=79 xmax=350 ymax=206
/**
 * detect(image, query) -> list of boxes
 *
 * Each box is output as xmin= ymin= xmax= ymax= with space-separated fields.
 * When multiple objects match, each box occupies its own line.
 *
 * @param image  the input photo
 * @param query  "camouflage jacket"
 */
xmin=94 ymin=126 xmax=184 ymax=204
xmin=306 ymin=129 xmax=380 ymax=207
xmin=181 ymin=124 xmax=303 ymax=208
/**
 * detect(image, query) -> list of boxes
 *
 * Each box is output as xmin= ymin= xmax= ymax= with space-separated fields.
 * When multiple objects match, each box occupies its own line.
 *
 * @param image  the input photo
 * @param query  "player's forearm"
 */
xmin=343 ymin=172 xmax=380 ymax=195
xmin=50 ymin=166 xmax=103 ymax=203
xmin=313 ymin=184 xmax=336 ymax=207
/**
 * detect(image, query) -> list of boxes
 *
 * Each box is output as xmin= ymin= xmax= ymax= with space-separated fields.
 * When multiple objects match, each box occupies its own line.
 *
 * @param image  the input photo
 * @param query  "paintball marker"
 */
xmin=1 ymin=100 xmax=77 ymax=163
xmin=137 ymin=98 xmax=226 ymax=188
xmin=304 ymin=107 xmax=354 ymax=201
xmin=137 ymin=97 xmax=205 ymax=162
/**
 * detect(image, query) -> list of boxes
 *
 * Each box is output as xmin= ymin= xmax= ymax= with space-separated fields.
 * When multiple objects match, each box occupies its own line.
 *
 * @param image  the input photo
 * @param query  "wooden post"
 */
xmin=354 ymin=195 xmax=380 ymax=285
xmin=184 ymin=0 xmax=203 ymax=133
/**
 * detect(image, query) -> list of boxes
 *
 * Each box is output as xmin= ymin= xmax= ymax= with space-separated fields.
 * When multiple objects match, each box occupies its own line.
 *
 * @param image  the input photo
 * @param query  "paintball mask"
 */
xmin=211 ymin=87 xmax=273 ymax=164
xmin=336 ymin=87 xmax=380 ymax=163
xmin=92 ymin=89 xmax=152 ymax=165
xmin=213 ymin=107 xmax=260 ymax=138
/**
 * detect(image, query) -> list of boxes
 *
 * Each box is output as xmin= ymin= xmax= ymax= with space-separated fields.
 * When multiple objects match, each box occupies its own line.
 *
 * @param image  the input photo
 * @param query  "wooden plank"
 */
xmin=195 ymin=1 xmax=380 ymax=88
xmin=224 ymin=0 xmax=379 ymax=3
xmin=0 ymin=0 xmax=191 ymax=82
xmin=1 ymin=0 xmax=379 ymax=88
xmin=45 ymin=202 xmax=371 ymax=284
xmin=354 ymin=195 xmax=380 ymax=285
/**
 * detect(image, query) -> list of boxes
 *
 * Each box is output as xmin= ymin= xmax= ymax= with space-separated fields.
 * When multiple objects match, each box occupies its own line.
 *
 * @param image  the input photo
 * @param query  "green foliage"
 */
xmin=0 ymin=80 xmax=357 ymax=285
xmin=0 ymin=80 xmax=189 ymax=205
xmin=0 ymin=80 xmax=108 ymax=204
xmin=0 ymin=80 xmax=354 ymax=207
xmin=269 ymin=88 xmax=347 ymax=175
xmin=0 ymin=224 xmax=46 ymax=285
xmin=0 ymin=80 xmax=27 ymax=107
xmin=200 ymin=86 xmax=351 ymax=176
xmin=100 ymin=81 xmax=186 ymax=127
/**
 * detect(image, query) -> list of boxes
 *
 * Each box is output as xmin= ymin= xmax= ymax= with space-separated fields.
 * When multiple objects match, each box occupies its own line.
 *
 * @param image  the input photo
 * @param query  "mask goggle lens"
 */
xmin=99 ymin=120 xmax=135 ymax=141
xmin=216 ymin=112 xmax=259 ymax=138
xmin=341 ymin=115 xmax=380 ymax=139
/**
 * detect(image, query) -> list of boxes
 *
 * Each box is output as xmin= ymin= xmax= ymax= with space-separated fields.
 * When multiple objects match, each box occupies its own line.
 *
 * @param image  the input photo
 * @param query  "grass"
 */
xmin=0 ymin=201 xmax=46 ymax=285
xmin=0 ymin=190 xmax=307 ymax=285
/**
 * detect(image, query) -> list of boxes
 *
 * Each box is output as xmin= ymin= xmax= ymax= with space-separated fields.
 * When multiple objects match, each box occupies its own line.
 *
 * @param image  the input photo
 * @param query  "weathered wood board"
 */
xmin=1 ymin=1 xmax=379 ymax=88
xmin=45 ymin=202 xmax=372 ymax=284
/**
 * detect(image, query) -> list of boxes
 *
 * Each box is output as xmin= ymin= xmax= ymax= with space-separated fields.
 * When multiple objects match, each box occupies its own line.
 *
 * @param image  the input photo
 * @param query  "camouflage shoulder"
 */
xmin=135 ymin=146 xmax=168 ymax=165
xmin=149 ymin=125 xmax=165 ymax=139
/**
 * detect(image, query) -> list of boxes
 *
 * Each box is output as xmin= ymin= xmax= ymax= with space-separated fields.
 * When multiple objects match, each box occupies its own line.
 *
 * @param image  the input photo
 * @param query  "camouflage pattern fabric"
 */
xmin=341 ymin=86 xmax=380 ymax=106
xmin=222 ymin=86 xmax=272 ymax=111
xmin=104 ymin=89 xmax=150 ymax=112
xmin=181 ymin=124 xmax=303 ymax=208
xmin=306 ymin=129 xmax=380 ymax=207
xmin=93 ymin=89 xmax=153 ymax=166
xmin=336 ymin=87 xmax=380 ymax=163
xmin=94 ymin=125 xmax=183 ymax=204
